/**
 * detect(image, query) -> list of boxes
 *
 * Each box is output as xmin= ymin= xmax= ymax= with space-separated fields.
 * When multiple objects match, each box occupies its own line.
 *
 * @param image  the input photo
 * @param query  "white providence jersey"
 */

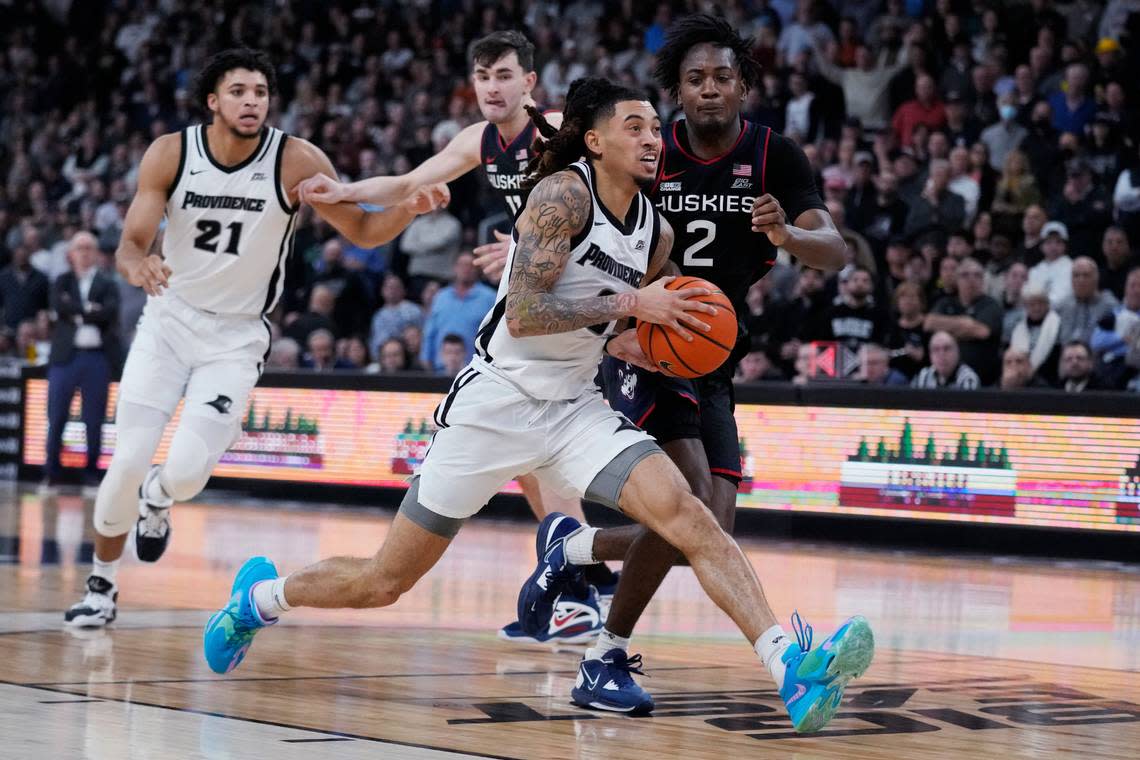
xmin=471 ymin=159 xmax=660 ymax=400
xmin=163 ymin=125 xmax=297 ymax=316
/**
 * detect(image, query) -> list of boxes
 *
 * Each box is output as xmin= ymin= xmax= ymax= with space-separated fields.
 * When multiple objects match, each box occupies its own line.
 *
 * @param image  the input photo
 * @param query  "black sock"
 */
xmin=583 ymin=563 xmax=618 ymax=587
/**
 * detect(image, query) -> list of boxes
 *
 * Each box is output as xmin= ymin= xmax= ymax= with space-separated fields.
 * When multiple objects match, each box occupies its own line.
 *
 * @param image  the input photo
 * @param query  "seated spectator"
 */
xmin=792 ymin=342 xmax=816 ymax=386
xmin=402 ymin=324 xmax=426 ymax=370
xmin=1048 ymin=63 xmax=1095 ymax=135
xmin=990 ymin=150 xmax=1041 ymax=232
xmin=947 ymin=147 xmax=979 ymax=223
xmin=1099 ymin=226 xmax=1137 ymax=301
xmin=1027 ymin=221 xmax=1074 ymax=305
xmin=1057 ymin=340 xmax=1106 ymax=392
xmin=310 ymin=239 xmax=374 ymax=338
xmin=369 ymin=273 xmax=423 ymax=359
xmin=1010 ymin=284 xmax=1062 ymax=384
xmin=266 ymin=337 xmax=301 ymax=370
xmin=377 ymin=338 xmax=410 ymax=375
xmin=892 ymin=74 xmax=946 ymax=148
xmin=925 ymin=258 xmax=1004 ymax=385
xmin=912 ymin=331 xmax=980 ymax=389
xmin=1001 ymin=261 xmax=1030 ymax=343
xmin=904 ymin=159 xmax=966 ymax=247
xmin=338 ymin=336 xmax=370 ymax=370
xmin=0 ymin=244 xmax=50 ymax=332
xmin=1017 ymin=203 xmax=1048 ymax=266
xmin=983 ymin=234 xmax=1018 ymax=301
xmin=769 ymin=267 xmax=829 ymax=376
xmin=886 ymin=281 xmax=927 ymax=379
xmin=437 ymin=333 xmax=468 ymax=377
xmin=1049 ymin=158 xmax=1112 ymax=261
xmin=859 ymin=343 xmax=909 ymax=385
xmin=1057 ymin=257 xmax=1118 ymax=344
xmin=980 ymin=95 xmax=1030 ymax=176
xmin=1091 ymin=268 xmax=1140 ymax=388
xmin=999 ymin=347 xmax=1051 ymax=390
xmin=285 ymin=285 xmax=339 ymax=346
xmin=821 ymin=266 xmax=890 ymax=355
xmin=420 ymin=252 xmax=496 ymax=372
xmin=302 ymin=329 xmax=354 ymax=371
xmin=1114 ymin=144 xmax=1140 ymax=245
xmin=734 ymin=350 xmax=783 ymax=384
xmin=402 ymin=205 xmax=463 ymax=294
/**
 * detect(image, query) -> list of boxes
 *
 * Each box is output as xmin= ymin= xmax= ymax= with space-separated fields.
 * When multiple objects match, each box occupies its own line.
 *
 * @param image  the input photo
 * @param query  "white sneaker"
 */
xmin=64 ymin=575 xmax=118 ymax=628
xmin=135 ymin=466 xmax=173 ymax=563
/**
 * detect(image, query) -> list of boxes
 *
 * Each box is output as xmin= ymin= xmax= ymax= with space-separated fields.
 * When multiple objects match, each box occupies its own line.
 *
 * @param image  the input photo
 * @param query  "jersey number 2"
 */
xmin=683 ymin=220 xmax=716 ymax=267
xmin=194 ymin=220 xmax=243 ymax=255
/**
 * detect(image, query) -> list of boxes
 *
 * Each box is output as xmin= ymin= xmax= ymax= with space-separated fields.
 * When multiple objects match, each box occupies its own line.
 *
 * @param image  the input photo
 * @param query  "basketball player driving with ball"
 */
xmin=205 ymin=76 xmax=874 ymax=736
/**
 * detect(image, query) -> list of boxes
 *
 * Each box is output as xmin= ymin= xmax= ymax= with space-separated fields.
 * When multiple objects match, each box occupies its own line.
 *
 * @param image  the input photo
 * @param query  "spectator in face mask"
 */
xmin=980 ymin=93 xmax=1029 ymax=172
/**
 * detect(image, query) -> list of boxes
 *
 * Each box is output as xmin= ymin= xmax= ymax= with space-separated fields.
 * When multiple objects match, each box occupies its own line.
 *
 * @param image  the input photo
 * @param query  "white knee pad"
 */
xmin=158 ymin=412 xmax=239 ymax=502
xmin=94 ymin=402 xmax=169 ymax=537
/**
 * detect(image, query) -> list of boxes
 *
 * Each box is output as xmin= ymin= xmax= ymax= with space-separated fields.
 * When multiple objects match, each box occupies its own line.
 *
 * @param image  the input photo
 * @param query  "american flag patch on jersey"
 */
xmin=516 ymin=149 xmax=528 ymax=160
xmin=732 ymin=163 xmax=752 ymax=177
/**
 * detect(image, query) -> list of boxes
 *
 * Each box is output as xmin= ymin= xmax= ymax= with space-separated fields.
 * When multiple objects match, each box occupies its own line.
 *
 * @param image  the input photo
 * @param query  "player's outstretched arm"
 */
xmin=285 ymin=138 xmax=448 ymax=248
xmin=505 ymin=174 xmax=713 ymax=340
xmin=294 ymin=122 xmax=484 ymax=207
xmin=116 ymin=134 xmax=178 ymax=296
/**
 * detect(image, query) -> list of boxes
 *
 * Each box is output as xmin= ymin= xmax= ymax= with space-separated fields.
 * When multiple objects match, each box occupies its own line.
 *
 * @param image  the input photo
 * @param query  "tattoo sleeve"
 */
xmin=505 ymin=171 xmax=640 ymax=336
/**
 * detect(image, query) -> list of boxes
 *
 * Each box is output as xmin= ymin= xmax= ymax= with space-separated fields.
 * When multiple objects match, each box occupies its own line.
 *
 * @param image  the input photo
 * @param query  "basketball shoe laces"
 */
xmin=602 ymin=651 xmax=647 ymax=687
xmin=791 ymin=610 xmax=813 ymax=653
xmin=139 ymin=506 xmax=169 ymax=538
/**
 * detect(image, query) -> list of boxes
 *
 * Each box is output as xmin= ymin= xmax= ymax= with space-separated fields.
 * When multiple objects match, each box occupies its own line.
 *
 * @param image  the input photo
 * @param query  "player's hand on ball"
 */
xmin=633 ymin=276 xmax=716 ymax=342
xmin=751 ymin=193 xmax=789 ymax=246
xmin=294 ymin=173 xmax=348 ymax=205
xmin=473 ymin=230 xmax=511 ymax=280
xmin=127 ymin=255 xmax=172 ymax=296
xmin=401 ymin=183 xmax=450 ymax=215
xmin=604 ymin=329 xmax=657 ymax=372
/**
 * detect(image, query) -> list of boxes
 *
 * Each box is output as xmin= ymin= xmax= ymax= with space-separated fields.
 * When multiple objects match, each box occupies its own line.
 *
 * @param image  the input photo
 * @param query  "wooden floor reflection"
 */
xmin=1 ymin=483 xmax=1139 ymax=759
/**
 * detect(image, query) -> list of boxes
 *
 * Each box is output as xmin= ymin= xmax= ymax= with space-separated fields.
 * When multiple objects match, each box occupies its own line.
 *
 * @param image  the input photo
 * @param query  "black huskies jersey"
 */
xmin=480 ymin=118 xmax=542 ymax=221
xmin=652 ymin=119 xmax=826 ymax=313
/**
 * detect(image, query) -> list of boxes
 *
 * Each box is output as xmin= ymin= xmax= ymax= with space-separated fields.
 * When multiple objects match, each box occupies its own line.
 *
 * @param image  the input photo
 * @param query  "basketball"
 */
xmin=636 ymin=276 xmax=736 ymax=378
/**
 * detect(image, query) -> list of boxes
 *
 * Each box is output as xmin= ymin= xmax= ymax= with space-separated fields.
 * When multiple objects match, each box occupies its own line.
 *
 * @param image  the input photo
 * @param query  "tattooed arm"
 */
xmin=642 ymin=216 xmax=678 ymax=283
xmin=506 ymin=174 xmax=714 ymax=339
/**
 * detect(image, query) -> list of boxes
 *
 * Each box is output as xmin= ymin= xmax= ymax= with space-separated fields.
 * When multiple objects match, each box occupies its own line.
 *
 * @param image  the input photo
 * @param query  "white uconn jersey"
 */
xmin=471 ymin=160 xmax=660 ymax=400
xmin=163 ymin=125 xmax=297 ymax=315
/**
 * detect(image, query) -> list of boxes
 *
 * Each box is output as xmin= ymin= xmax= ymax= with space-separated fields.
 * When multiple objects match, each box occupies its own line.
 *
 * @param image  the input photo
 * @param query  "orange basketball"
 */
xmin=636 ymin=276 xmax=737 ymax=378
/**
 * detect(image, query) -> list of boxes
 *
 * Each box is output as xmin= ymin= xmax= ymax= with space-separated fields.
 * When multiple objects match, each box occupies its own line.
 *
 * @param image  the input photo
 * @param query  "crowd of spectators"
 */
xmin=2 ymin=0 xmax=1140 ymax=392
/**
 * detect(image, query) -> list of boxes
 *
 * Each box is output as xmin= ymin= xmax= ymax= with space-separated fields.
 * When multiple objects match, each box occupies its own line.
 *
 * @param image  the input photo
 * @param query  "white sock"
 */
xmin=563 ymin=527 xmax=599 ymax=566
xmin=755 ymin=624 xmax=792 ymax=689
xmin=92 ymin=556 xmax=119 ymax=586
xmin=588 ymin=627 xmax=631 ymax=660
xmin=252 ymin=577 xmax=291 ymax=620
xmin=143 ymin=467 xmax=172 ymax=507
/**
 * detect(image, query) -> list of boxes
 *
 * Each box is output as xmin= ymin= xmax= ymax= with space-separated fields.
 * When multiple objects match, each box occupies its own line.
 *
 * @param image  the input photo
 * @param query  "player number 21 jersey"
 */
xmin=471 ymin=159 xmax=660 ymax=400
xmin=163 ymin=125 xmax=297 ymax=316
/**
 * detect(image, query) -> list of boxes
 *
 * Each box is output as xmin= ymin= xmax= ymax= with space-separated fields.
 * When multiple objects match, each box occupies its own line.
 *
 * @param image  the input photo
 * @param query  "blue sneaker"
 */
xmin=498 ymin=585 xmax=603 ymax=645
xmin=517 ymin=513 xmax=587 ymax=636
xmin=778 ymin=612 xmax=875 ymax=733
xmin=571 ymin=648 xmax=654 ymax=715
xmin=203 ymin=556 xmax=278 ymax=674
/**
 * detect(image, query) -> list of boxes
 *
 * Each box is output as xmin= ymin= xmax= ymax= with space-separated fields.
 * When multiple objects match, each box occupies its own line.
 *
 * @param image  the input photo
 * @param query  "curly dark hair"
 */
xmin=468 ymin=30 xmax=536 ymax=72
xmin=192 ymin=48 xmax=277 ymax=110
xmin=522 ymin=77 xmax=648 ymax=187
xmin=652 ymin=13 xmax=762 ymax=98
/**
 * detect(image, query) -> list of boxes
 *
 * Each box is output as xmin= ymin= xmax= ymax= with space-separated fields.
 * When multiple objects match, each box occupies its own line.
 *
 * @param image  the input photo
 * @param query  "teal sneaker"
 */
xmin=203 ymin=556 xmax=279 ymax=674
xmin=778 ymin=611 xmax=875 ymax=733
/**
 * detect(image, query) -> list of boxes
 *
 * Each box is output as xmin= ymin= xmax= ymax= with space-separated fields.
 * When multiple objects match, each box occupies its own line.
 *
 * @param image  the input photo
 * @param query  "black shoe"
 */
xmin=64 ymin=575 xmax=118 ymax=627
xmin=135 ymin=466 xmax=172 ymax=562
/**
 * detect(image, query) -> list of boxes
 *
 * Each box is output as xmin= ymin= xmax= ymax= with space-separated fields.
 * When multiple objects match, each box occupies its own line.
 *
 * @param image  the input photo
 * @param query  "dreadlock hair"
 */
xmin=192 ymin=48 xmax=277 ymax=111
xmin=468 ymin=30 xmax=536 ymax=72
xmin=522 ymin=77 xmax=647 ymax=188
xmin=652 ymin=13 xmax=762 ymax=98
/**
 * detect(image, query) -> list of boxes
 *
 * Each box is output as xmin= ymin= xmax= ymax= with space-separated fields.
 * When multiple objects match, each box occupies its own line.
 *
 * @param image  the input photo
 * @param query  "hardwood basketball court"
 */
xmin=2 ymin=484 xmax=1138 ymax=758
